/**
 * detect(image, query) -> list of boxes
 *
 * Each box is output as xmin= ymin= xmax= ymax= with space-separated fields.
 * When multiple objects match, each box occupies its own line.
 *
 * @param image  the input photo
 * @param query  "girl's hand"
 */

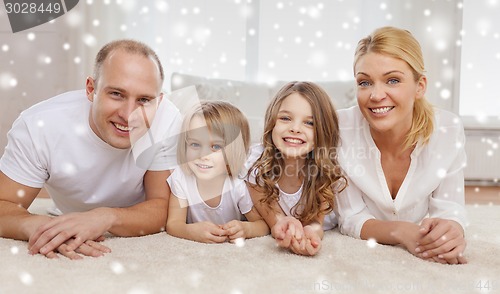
xmin=289 ymin=225 xmax=322 ymax=256
xmin=188 ymin=222 xmax=228 ymax=244
xmin=271 ymin=216 xmax=305 ymax=248
xmin=415 ymin=218 xmax=467 ymax=264
xmin=222 ymin=220 xmax=246 ymax=242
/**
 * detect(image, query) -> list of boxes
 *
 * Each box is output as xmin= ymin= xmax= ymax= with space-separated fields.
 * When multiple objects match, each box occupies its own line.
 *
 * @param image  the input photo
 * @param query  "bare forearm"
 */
xmin=360 ymin=219 xmax=419 ymax=245
xmin=0 ymin=200 xmax=50 ymax=240
xmin=247 ymin=183 xmax=283 ymax=229
xmin=242 ymin=220 xmax=270 ymax=239
xmin=105 ymin=198 xmax=169 ymax=237
xmin=166 ymin=221 xmax=192 ymax=240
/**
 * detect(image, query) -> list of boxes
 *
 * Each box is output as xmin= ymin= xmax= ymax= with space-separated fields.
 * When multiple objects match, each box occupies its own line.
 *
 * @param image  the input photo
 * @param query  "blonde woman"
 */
xmin=336 ymin=26 xmax=467 ymax=264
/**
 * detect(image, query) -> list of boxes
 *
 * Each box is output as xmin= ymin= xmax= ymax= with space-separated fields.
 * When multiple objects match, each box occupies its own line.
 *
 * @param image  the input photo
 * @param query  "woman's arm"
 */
xmin=361 ymin=219 xmax=421 ymax=247
xmin=417 ymin=118 xmax=467 ymax=264
xmin=335 ymin=180 xmax=378 ymax=239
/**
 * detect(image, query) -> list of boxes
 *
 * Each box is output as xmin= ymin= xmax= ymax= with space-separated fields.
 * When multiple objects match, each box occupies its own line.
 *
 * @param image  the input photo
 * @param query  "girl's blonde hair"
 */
xmin=354 ymin=26 xmax=434 ymax=150
xmin=177 ymin=101 xmax=250 ymax=178
xmin=248 ymin=81 xmax=347 ymax=224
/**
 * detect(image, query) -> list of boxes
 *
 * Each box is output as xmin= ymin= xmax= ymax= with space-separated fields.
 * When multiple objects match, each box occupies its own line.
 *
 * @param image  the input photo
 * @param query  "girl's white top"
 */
xmin=245 ymin=144 xmax=338 ymax=230
xmin=167 ymin=168 xmax=254 ymax=224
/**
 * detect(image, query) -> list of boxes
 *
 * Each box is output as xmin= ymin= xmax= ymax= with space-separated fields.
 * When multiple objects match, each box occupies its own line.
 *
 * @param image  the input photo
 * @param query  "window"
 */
xmin=459 ymin=0 xmax=500 ymax=128
xmin=81 ymin=0 xmax=497 ymax=126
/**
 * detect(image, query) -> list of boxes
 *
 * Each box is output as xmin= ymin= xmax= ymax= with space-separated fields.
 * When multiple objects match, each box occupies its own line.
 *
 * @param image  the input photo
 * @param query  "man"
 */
xmin=0 ymin=40 xmax=181 ymax=259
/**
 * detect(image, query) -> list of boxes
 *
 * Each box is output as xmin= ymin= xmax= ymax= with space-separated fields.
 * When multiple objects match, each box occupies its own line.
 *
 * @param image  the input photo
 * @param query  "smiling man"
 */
xmin=0 ymin=40 xmax=181 ymax=259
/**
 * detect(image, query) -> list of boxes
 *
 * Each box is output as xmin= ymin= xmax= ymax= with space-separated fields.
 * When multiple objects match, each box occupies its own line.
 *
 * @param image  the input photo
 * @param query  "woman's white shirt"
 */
xmin=336 ymin=106 xmax=467 ymax=238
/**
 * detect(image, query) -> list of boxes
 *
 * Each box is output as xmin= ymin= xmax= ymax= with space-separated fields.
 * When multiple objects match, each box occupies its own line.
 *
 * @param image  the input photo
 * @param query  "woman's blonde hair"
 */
xmin=354 ymin=26 xmax=434 ymax=150
xmin=177 ymin=101 xmax=250 ymax=178
xmin=247 ymin=81 xmax=347 ymax=224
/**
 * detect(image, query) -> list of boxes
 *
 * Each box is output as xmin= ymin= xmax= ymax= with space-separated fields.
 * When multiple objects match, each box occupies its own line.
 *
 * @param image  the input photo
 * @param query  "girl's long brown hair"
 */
xmin=247 ymin=81 xmax=347 ymax=224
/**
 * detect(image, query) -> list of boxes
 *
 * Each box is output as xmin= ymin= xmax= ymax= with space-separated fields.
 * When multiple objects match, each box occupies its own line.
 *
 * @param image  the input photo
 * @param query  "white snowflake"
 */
xmin=10 ymin=246 xmax=19 ymax=255
xmin=110 ymin=261 xmax=125 ymax=274
xmin=366 ymin=238 xmax=377 ymax=248
xmin=234 ymin=237 xmax=245 ymax=247
xmin=19 ymin=272 xmax=33 ymax=285
xmin=27 ymin=32 xmax=36 ymax=41
xmin=436 ymin=169 xmax=447 ymax=179
xmin=17 ymin=189 xmax=25 ymax=198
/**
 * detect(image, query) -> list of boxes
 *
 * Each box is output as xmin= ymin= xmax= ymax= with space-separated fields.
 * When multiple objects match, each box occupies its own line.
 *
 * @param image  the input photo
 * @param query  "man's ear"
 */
xmin=86 ymin=77 xmax=96 ymax=102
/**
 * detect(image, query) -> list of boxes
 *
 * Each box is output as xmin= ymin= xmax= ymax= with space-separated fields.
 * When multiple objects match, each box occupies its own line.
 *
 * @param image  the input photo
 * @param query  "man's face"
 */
xmin=86 ymin=50 xmax=162 ymax=149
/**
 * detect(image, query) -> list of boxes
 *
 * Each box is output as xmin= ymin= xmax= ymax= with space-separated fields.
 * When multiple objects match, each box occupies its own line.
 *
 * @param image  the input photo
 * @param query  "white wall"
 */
xmin=0 ymin=0 xmax=498 ymax=182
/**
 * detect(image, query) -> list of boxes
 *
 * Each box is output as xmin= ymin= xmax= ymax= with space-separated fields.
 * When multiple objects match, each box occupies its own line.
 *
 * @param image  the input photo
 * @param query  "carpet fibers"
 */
xmin=1 ymin=199 xmax=499 ymax=294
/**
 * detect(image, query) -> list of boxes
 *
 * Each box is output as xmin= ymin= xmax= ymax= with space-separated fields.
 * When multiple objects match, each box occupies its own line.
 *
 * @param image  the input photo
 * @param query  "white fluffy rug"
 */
xmin=1 ymin=198 xmax=499 ymax=294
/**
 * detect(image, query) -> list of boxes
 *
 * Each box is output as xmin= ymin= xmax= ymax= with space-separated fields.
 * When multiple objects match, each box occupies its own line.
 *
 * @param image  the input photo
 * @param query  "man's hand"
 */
xmin=28 ymin=208 xmax=115 ymax=255
xmin=45 ymin=237 xmax=111 ymax=260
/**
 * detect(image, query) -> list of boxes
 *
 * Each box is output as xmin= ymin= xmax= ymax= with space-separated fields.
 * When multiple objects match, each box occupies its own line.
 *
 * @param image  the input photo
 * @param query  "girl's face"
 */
xmin=271 ymin=93 xmax=315 ymax=160
xmin=354 ymin=52 xmax=426 ymax=137
xmin=186 ymin=115 xmax=227 ymax=181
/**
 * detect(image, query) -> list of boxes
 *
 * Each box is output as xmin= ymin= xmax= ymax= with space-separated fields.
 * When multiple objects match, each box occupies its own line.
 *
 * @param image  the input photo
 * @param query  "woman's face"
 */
xmin=354 ymin=52 xmax=426 ymax=137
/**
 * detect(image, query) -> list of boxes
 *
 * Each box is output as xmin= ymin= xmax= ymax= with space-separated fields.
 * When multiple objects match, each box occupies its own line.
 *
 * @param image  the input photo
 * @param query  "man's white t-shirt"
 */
xmin=167 ymin=168 xmax=253 ymax=225
xmin=0 ymin=90 xmax=181 ymax=213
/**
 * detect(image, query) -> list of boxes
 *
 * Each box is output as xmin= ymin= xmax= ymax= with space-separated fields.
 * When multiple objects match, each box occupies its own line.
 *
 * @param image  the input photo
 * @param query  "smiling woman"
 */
xmin=336 ymin=26 xmax=468 ymax=265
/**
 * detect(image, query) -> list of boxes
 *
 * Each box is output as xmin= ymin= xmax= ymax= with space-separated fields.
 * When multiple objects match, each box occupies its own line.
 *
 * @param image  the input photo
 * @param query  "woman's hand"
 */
xmin=415 ymin=218 xmax=467 ymax=264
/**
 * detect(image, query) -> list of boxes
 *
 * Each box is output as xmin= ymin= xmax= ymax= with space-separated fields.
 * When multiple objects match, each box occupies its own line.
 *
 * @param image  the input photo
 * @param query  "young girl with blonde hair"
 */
xmin=246 ymin=81 xmax=346 ymax=256
xmin=166 ymin=101 xmax=269 ymax=243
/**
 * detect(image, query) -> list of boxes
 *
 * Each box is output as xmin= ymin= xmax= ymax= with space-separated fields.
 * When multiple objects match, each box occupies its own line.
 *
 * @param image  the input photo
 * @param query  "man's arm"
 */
xmin=28 ymin=170 xmax=172 ymax=254
xmin=0 ymin=171 xmax=49 ymax=240
xmin=106 ymin=169 xmax=171 ymax=236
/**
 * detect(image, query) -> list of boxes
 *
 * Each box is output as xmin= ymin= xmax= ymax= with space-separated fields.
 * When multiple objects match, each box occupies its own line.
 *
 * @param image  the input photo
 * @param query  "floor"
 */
xmin=37 ymin=186 xmax=500 ymax=204
xmin=464 ymin=185 xmax=500 ymax=205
